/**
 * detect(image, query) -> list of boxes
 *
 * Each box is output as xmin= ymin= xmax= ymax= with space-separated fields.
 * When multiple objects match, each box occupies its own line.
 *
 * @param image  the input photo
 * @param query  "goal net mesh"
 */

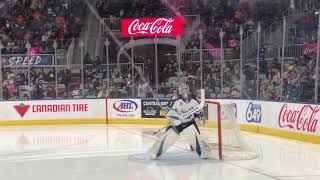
xmin=202 ymin=101 xmax=258 ymax=161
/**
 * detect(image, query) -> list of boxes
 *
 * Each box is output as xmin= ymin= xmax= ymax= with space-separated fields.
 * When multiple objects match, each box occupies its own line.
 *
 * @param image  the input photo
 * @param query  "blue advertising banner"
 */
xmin=1 ymin=54 xmax=54 ymax=66
xmin=246 ymin=102 xmax=262 ymax=123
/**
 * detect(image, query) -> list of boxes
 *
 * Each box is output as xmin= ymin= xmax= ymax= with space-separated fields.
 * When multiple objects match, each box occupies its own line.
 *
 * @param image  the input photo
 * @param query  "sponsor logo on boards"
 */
xmin=143 ymin=107 xmax=157 ymax=116
xmin=14 ymin=102 xmax=89 ymax=118
xmin=278 ymin=103 xmax=318 ymax=133
xmin=246 ymin=102 xmax=262 ymax=123
xmin=14 ymin=103 xmax=30 ymax=117
xmin=113 ymin=100 xmax=138 ymax=113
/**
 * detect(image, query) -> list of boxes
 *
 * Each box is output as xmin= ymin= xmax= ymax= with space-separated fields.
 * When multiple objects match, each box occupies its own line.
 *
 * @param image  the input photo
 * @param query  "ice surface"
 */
xmin=0 ymin=124 xmax=319 ymax=180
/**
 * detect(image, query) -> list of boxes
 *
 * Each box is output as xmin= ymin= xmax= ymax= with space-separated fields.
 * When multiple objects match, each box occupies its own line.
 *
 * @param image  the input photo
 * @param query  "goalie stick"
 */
xmin=152 ymin=123 xmax=171 ymax=135
xmin=153 ymin=89 xmax=205 ymax=135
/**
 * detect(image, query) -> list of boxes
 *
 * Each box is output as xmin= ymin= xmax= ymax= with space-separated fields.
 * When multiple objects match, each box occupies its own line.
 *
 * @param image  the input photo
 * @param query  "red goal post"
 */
xmin=205 ymin=101 xmax=223 ymax=160
xmin=203 ymin=100 xmax=258 ymax=161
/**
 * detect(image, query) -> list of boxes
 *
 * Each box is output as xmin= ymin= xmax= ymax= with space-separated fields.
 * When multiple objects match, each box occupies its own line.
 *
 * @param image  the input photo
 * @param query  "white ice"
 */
xmin=0 ymin=124 xmax=319 ymax=180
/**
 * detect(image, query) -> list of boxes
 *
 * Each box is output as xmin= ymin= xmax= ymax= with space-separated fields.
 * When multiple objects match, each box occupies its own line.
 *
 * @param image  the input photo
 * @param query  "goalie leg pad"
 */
xmin=182 ymin=124 xmax=209 ymax=159
xmin=148 ymin=127 xmax=179 ymax=159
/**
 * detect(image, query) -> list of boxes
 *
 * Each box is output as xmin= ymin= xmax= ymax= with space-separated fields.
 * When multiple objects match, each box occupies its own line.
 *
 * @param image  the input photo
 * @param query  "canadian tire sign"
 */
xmin=0 ymin=100 xmax=105 ymax=121
xmin=121 ymin=17 xmax=184 ymax=37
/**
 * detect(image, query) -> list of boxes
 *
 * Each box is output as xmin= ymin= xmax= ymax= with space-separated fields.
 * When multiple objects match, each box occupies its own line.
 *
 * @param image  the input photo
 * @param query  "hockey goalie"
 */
xmin=148 ymin=84 xmax=209 ymax=159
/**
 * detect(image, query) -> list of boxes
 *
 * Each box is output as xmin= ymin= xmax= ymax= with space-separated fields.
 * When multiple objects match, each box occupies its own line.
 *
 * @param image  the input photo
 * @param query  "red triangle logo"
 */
xmin=14 ymin=103 xmax=30 ymax=117
xmin=16 ymin=133 xmax=30 ymax=145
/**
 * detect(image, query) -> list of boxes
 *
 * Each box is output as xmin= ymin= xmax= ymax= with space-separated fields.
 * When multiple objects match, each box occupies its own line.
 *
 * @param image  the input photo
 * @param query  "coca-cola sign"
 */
xmin=302 ymin=44 xmax=318 ymax=56
xmin=278 ymin=103 xmax=319 ymax=133
xmin=121 ymin=17 xmax=184 ymax=37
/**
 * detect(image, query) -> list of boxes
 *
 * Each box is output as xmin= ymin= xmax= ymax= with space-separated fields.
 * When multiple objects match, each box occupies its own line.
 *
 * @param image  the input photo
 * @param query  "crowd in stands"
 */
xmin=96 ymin=0 xmax=171 ymax=18
xmin=291 ymin=12 xmax=318 ymax=44
xmin=0 ymin=0 xmax=86 ymax=54
xmin=184 ymin=0 xmax=281 ymax=50
xmin=2 ymin=66 xmax=56 ymax=100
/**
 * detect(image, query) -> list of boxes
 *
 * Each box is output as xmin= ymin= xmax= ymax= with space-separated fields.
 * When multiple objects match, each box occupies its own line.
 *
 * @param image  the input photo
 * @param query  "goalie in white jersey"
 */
xmin=149 ymin=84 xmax=209 ymax=159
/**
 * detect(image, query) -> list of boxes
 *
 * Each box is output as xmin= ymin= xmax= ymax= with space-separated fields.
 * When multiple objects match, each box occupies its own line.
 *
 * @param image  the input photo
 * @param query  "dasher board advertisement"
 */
xmin=0 ymin=99 xmax=106 ymax=121
xmin=108 ymin=99 xmax=141 ymax=119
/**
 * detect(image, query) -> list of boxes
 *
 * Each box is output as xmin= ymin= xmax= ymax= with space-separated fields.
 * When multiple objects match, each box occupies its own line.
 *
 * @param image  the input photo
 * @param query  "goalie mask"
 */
xmin=179 ymin=83 xmax=190 ymax=100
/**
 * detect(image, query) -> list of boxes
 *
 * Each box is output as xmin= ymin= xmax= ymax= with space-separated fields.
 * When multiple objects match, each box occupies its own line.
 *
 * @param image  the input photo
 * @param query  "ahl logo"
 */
xmin=113 ymin=100 xmax=138 ymax=113
xmin=14 ymin=103 xmax=30 ymax=117
xmin=246 ymin=102 xmax=262 ymax=123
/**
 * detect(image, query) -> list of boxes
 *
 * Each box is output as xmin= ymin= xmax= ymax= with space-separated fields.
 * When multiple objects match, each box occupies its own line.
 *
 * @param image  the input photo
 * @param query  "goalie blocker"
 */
xmin=148 ymin=86 xmax=208 ymax=159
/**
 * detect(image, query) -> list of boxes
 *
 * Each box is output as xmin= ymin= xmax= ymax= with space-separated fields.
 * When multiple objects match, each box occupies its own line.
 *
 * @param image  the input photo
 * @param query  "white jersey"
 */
xmin=166 ymin=95 xmax=199 ymax=123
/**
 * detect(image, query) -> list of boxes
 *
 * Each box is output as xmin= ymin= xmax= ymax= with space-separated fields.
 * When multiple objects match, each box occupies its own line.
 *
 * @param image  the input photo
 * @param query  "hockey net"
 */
xmin=202 ymin=100 xmax=258 ymax=161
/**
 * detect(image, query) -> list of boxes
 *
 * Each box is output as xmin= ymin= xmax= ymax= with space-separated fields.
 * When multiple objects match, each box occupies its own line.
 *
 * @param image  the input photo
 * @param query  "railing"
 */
xmin=181 ymin=48 xmax=241 ymax=62
xmin=103 ymin=17 xmax=121 ymax=32
xmin=181 ymin=49 xmax=221 ymax=62
xmin=184 ymin=15 xmax=200 ymax=28
xmin=243 ymin=30 xmax=257 ymax=58
xmin=263 ymin=21 xmax=283 ymax=46
xmin=84 ymin=63 xmax=144 ymax=72
xmin=0 ymin=39 xmax=70 ymax=54
xmin=278 ymin=44 xmax=305 ymax=58
xmin=66 ymin=39 xmax=75 ymax=65
xmin=0 ymin=63 xmax=144 ymax=100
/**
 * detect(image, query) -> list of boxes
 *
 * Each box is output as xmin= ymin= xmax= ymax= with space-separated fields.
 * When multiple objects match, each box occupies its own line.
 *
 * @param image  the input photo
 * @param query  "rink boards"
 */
xmin=0 ymin=98 xmax=319 ymax=144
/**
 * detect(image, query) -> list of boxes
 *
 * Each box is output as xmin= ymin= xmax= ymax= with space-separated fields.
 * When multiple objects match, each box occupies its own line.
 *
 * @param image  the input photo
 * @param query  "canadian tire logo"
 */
xmin=14 ymin=103 xmax=30 ymax=117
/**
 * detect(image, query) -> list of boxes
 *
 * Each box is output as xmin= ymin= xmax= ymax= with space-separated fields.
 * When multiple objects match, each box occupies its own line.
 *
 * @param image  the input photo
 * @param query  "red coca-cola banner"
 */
xmin=121 ymin=17 xmax=184 ymax=37
xmin=302 ymin=44 xmax=318 ymax=55
xmin=278 ymin=103 xmax=319 ymax=133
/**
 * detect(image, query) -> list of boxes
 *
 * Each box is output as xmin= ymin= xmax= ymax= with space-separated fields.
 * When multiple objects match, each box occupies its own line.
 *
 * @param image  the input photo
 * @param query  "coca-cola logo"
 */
xmin=121 ymin=17 xmax=184 ymax=37
xmin=302 ymin=44 xmax=318 ymax=55
xmin=278 ymin=103 xmax=319 ymax=133
xmin=303 ymin=47 xmax=316 ymax=55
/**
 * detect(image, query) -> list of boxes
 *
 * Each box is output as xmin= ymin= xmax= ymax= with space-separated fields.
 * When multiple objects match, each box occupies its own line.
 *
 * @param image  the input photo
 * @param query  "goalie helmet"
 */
xmin=178 ymin=83 xmax=190 ymax=100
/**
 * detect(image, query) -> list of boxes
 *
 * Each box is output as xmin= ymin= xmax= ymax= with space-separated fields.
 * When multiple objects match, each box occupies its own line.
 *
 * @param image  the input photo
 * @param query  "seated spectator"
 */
xmin=206 ymin=88 xmax=217 ymax=99
xmin=47 ymin=69 xmax=55 ymax=82
xmin=137 ymin=81 xmax=150 ymax=98
xmin=230 ymin=88 xmax=240 ymax=98
xmin=34 ymin=82 xmax=44 ymax=99
xmin=71 ymin=85 xmax=82 ymax=98
xmin=93 ymin=56 xmax=102 ymax=66
xmin=167 ymin=89 xmax=179 ymax=98
xmin=109 ymin=86 xmax=122 ymax=98
xmin=84 ymin=53 xmax=92 ymax=64
xmin=97 ymin=85 xmax=107 ymax=98
xmin=204 ymin=74 xmax=216 ymax=89
xmin=62 ymin=91 xmax=69 ymax=99
xmin=83 ymin=83 xmax=96 ymax=97
xmin=7 ymin=80 xmax=16 ymax=99
xmin=158 ymin=82 xmax=169 ymax=95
